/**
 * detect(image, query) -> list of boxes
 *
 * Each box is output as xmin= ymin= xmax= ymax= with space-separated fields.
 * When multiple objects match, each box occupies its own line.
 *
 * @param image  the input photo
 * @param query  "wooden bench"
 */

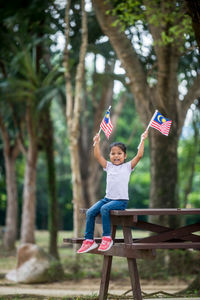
xmin=64 ymin=208 xmax=200 ymax=300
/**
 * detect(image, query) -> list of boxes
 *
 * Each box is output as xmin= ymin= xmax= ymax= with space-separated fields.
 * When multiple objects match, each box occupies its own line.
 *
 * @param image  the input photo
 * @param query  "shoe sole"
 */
xmin=77 ymin=242 xmax=98 ymax=254
xmin=98 ymin=240 xmax=113 ymax=252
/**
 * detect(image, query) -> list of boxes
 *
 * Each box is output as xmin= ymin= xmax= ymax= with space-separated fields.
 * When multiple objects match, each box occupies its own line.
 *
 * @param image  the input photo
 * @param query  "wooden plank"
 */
xmin=133 ymin=221 xmax=200 ymax=242
xmin=80 ymin=208 xmax=200 ymax=216
xmin=111 ymin=208 xmax=200 ymax=216
xmin=131 ymin=242 xmax=200 ymax=249
xmin=88 ymin=243 xmax=155 ymax=259
xmin=138 ymin=222 xmax=200 ymax=243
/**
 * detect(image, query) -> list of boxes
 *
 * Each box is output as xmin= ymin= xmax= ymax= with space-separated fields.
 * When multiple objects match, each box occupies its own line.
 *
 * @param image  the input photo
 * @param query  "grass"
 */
xmin=0 ymin=229 xmax=151 ymax=279
xmin=0 ymin=229 xmax=199 ymax=280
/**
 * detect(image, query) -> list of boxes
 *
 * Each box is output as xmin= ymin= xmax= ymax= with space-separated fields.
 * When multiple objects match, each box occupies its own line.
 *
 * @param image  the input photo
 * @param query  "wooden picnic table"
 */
xmin=64 ymin=208 xmax=200 ymax=300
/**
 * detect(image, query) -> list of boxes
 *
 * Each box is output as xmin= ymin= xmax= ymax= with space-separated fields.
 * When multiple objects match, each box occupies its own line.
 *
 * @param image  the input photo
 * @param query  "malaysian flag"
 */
xmin=150 ymin=111 xmax=172 ymax=136
xmin=100 ymin=109 xmax=113 ymax=139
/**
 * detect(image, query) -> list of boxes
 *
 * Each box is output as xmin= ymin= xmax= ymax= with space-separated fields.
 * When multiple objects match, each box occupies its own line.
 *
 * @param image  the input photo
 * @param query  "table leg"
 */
xmin=123 ymin=227 xmax=142 ymax=300
xmin=99 ymin=256 xmax=113 ymax=300
xmin=99 ymin=225 xmax=117 ymax=300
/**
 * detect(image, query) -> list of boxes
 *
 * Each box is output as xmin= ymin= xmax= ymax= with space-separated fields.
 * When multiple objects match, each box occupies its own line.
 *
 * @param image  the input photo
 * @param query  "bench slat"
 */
xmin=80 ymin=208 xmax=200 ymax=216
xmin=63 ymin=238 xmax=200 ymax=250
xmin=131 ymin=242 xmax=200 ymax=249
xmin=89 ymin=243 xmax=155 ymax=259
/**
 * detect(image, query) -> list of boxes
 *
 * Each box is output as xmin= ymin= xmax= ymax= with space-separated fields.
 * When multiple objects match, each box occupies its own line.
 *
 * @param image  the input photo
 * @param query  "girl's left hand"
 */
xmin=141 ymin=130 xmax=148 ymax=141
xmin=93 ymin=133 xmax=100 ymax=145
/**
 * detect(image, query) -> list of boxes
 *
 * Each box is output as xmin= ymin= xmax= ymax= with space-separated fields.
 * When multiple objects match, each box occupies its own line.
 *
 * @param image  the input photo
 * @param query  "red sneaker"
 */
xmin=77 ymin=240 xmax=98 ymax=254
xmin=98 ymin=237 xmax=113 ymax=252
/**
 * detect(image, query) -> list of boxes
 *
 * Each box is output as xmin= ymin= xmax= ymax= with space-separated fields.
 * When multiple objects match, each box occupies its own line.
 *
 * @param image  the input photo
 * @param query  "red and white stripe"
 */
xmin=100 ymin=119 xmax=113 ymax=139
xmin=150 ymin=120 xmax=172 ymax=136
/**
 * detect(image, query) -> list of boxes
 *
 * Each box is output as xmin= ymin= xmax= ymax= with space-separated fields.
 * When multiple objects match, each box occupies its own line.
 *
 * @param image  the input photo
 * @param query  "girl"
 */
xmin=77 ymin=130 xmax=148 ymax=253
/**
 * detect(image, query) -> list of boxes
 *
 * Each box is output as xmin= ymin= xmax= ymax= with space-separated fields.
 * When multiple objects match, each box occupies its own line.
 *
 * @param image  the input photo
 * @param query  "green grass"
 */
xmin=0 ymin=229 xmax=150 ymax=279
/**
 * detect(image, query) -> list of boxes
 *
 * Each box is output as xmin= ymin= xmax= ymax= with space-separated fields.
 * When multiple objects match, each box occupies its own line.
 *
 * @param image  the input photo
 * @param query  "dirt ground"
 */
xmin=0 ymin=277 xmax=190 ymax=298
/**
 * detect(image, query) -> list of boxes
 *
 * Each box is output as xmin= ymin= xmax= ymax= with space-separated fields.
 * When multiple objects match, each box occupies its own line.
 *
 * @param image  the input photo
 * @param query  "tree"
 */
xmin=92 ymin=0 xmax=200 ymax=226
xmin=0 ymin=2 xmax=22 ymax=250
xmin=0 ymin=113 xmax=19 ymax=250
xmin=40 ymin=106 xmax=59 ymax=259
xmin=0 ymin=0 xmax=64 ymax=255
xmin=64 ymin=0 xmax=88 ymax=238
xmin=20 ymin=103 xmax=38 ymax=243
xmin=11 ymin=49 xmax=62 ymax=250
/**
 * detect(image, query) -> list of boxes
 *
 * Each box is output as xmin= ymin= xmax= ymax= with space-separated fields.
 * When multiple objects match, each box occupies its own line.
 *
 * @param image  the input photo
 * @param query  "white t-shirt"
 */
xmin=103 ymin=161 xmax=134 ymax=200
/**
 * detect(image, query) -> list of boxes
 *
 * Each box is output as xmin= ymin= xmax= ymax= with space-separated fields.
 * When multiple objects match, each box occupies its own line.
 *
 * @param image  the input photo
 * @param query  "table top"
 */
xmin=110 ymin=208 xmax=200 ymax=216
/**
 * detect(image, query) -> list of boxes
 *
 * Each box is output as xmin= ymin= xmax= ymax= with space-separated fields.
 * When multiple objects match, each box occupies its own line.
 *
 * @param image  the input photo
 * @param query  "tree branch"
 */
xmin=64 ymin=0 xmax=73 ymax=122
xmin=92 ymin=0 xmax=150 ymax=123
xmin=73 ymin=0 xmax=88 ymax=133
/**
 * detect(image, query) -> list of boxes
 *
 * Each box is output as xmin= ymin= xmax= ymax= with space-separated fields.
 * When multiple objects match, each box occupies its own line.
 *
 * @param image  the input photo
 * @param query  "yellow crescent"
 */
xmin=158 ymin=115 xmax=165 ymax=123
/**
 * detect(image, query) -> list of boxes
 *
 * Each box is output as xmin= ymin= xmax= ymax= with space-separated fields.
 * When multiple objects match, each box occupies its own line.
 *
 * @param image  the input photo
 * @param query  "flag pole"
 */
xmin=137 ymin=109 xmax=158 ymax=149
xmin=93 ymin=105 xmax=112 ymax=146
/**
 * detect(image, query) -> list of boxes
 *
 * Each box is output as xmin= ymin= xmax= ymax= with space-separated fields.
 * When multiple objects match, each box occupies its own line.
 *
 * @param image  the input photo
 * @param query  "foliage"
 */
xmin=106 ymin=0 xmax=194 ymax=48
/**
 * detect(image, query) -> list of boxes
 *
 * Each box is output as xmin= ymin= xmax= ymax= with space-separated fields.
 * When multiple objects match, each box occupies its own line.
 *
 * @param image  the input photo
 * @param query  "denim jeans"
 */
xmin=84 ymin=198 xmax=128 ymax=240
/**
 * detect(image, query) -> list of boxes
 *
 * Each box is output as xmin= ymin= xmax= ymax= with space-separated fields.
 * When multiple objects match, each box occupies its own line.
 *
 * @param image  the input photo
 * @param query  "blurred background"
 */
xmin=0 ymin=0 xmax=200 ymax=296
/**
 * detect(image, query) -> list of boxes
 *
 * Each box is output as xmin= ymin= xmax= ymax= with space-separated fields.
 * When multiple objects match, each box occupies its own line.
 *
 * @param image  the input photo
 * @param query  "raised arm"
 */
xmin=131 ymin=130 xmax=148 ymax=169
xmin=93 ymin=133 xmax=107 ymax=168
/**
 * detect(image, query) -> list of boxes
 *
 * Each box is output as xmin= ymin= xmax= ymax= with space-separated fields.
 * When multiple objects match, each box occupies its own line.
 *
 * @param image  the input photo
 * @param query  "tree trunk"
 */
xmin=42 ymin=109 xmax=59 ymax=259
xmin=149 ymin=130 xmax=179 ymax=227
xmin=20 ymin=108 xmax=38 ymax=244
xmin=0 ymin=115 xmax=19 ymax=250
xmin=69 ymin=137 xmax=84 ymax=238
xmin=21 ymin=147 xmax=37 ymax=243
xmin=64 ymin=0 xmax=87 ymax=240
xmin=3 ymin=155 xmax=18 ymax=250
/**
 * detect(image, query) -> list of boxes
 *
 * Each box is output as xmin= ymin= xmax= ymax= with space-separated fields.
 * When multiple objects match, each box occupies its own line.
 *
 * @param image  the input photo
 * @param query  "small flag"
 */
xmin=100 ymin=109 xmax=113 ymax=139
xmin=150 ymin=111 xmax=172 ymax=136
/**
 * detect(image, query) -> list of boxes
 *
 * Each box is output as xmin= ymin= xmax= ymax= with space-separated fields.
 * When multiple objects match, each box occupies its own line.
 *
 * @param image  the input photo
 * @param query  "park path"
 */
xmin=0 ymin=278 xmax=193 ymax=299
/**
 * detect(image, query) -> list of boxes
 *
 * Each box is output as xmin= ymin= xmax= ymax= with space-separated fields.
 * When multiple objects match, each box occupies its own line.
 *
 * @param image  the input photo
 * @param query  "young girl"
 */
xmin=77 ymin=130 xmax=148 ymax=253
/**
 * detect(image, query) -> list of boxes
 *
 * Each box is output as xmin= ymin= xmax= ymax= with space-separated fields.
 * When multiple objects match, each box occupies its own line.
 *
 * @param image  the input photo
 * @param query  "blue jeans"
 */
xmin=84 ymin=198 xmax=128 ymax=240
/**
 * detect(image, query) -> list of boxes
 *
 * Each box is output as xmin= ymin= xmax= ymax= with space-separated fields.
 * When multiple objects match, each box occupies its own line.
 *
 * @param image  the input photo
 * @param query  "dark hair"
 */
xmin=109 ymin=142 xmax=127 ymax=154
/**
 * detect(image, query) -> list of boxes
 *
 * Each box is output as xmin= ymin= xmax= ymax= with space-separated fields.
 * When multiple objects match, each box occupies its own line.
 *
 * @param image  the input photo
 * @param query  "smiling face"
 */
xmin=109 ymin=146 xmax=127 ymax=165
